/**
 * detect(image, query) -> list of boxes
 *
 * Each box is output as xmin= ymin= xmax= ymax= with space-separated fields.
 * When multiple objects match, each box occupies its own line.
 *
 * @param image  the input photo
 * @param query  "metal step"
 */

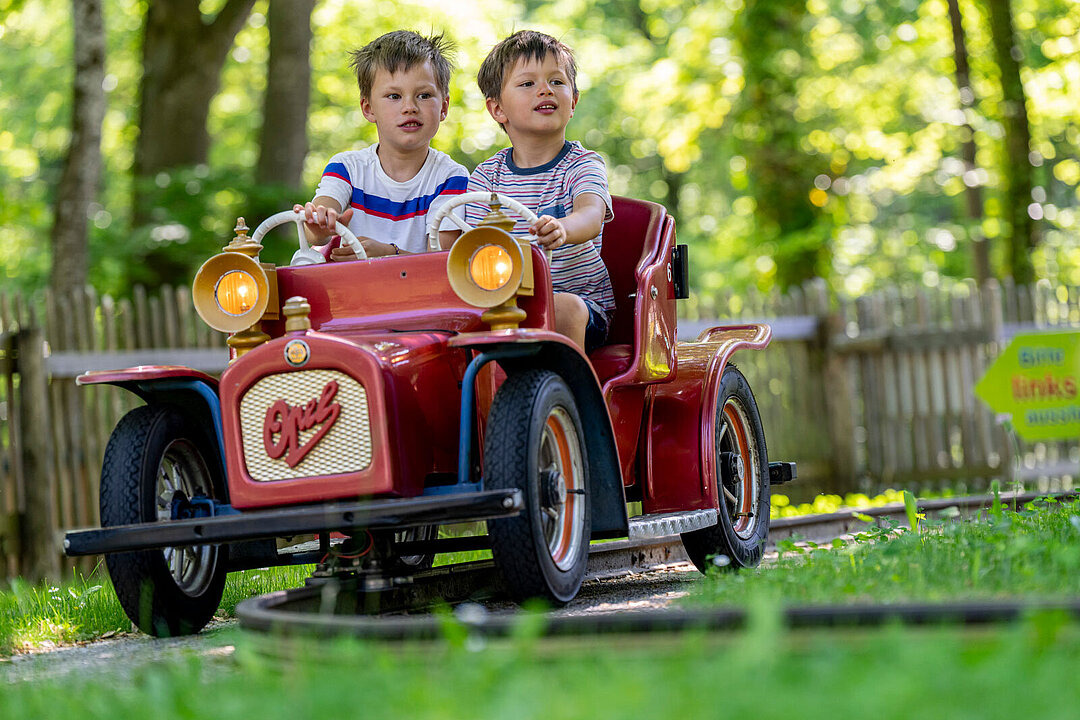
xmin=627 ymin=509 xmax=718 ymax=540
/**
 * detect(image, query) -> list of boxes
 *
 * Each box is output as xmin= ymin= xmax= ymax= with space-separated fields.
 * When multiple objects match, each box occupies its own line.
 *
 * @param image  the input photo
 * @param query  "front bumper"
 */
xmin=63 ymin=489 xmax=522 ymax=557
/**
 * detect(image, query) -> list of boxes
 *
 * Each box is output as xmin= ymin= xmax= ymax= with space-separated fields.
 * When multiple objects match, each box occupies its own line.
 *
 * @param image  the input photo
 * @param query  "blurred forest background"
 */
xmin=1 ymin=0 xmax=1078 ymax=304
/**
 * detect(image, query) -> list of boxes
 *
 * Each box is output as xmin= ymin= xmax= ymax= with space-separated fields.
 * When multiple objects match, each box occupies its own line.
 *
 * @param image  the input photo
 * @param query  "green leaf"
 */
xmin=903 ymin=490 xmax=919 ymax=532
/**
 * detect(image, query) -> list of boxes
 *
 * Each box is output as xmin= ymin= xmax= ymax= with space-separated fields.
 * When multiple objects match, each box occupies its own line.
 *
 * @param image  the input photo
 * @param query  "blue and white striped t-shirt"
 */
xmin=313 ymin=145 xmax=468 ymax=253
xmin=464 ymin=141 xmax=615 ymax=313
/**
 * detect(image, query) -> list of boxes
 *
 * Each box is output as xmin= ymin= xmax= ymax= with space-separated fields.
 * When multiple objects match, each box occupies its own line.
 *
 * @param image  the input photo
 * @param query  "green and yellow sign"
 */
xmin=975 ymin=331 xmax=1080 ymax=441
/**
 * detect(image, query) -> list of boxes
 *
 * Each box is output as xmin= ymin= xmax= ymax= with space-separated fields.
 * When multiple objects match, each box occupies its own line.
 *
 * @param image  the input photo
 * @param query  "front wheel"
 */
xmin=100 ymin=405 xmax=228 ymax=636
xmin=485 ymin=369 xmax=591 ymax=605
xmin=681 ymin=365 xmax=770 ymax=572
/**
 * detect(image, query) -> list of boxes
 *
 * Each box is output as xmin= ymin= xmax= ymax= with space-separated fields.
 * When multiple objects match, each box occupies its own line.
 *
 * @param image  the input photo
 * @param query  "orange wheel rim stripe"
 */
xmin=548 ymin=415 xmax=575 ymax=564
xmin=723 ymin=402 xmax=753 ymax=533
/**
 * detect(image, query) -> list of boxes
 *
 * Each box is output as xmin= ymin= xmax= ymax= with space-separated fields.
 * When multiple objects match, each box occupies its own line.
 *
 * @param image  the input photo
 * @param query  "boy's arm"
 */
xmin=530 ymin=193 xmax=607 ymax=250
xmin=439 ymin=229 xmax=461 ymax=250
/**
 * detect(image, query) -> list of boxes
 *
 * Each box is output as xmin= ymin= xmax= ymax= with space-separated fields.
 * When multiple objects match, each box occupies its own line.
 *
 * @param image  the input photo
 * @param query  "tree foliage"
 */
xmin=1 ymin=0 xmax=1078 ymax=300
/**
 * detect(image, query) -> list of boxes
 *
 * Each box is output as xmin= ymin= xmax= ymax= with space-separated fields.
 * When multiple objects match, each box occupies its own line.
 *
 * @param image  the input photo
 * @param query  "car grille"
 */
xmin=239 ymin=369 xmax=372 ymax=481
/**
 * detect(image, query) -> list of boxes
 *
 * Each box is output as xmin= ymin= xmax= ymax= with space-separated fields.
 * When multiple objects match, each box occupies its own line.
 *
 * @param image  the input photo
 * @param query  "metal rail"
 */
xmin=236 ymin=491 xmax=1076 ymax=638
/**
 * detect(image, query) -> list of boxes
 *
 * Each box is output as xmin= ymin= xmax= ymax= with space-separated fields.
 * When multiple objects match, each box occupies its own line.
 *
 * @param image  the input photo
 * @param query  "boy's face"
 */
xmin=486 ymin=53 xmax=577 ymax=139
xmin=361 ymin=60 xmax=449 ymax=155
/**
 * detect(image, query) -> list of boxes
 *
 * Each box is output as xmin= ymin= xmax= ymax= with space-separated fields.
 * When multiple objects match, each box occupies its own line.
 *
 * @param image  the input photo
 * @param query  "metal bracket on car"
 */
xmin=455 ymin=344 xmax=543 ymax=489
xmin=769 ymin=462 xmax=797 ymax=485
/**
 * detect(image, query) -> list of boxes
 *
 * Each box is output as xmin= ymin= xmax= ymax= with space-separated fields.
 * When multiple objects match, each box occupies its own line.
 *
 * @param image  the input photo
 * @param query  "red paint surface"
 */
xmin=221 ymin=332 xmax=470 ymax=509
xmin=77 ymin=366 xmax=219 ymax=387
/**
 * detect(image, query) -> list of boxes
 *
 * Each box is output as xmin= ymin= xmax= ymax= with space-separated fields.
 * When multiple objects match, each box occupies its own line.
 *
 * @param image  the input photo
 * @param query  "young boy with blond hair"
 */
xmin=464 ymin=30 xmax=614 ymax=352
xmin=297 ymin=30 xmax=468 ymax=258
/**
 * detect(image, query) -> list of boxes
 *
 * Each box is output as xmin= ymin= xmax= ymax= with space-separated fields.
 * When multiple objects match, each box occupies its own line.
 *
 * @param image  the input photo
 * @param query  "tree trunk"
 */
xmin=736 ymin=0 xmax=826 ymax=290
xmin=132 ymin=0 xmax=255 ymax=224
xmin=947 ymin=0 xmax=992 ymax=286
xmin=984 ymin=0 xmax=1036 ymax=286
xmin=256 ymin=0 xmax=315 ymax=189
xmin=50 ymin=0 xmax=105 ymax=294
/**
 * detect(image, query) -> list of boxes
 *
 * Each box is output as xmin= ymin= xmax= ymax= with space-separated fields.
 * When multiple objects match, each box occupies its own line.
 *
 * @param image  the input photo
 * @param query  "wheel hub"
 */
xmin=539 ymin=468 xmax=567 ymax=509
xmin=720 ymin=451 xmax=744 ymax=490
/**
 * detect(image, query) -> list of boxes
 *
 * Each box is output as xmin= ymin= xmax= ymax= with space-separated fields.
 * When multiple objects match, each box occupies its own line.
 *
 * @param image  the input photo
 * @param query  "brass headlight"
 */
xmin=193 ymin=252 xmax=270 ymax=332
xmin=469 ymin=244 xmax=514 ymax=291
xmin=447 ymin=226 xmax=523 ymax=308
xmin=216 ymin=270 xmax=259 ymax=315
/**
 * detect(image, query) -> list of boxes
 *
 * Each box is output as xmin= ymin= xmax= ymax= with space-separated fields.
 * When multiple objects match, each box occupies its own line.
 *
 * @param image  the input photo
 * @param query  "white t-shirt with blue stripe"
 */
xmin=313 ymin=145 xmax=469 ymax=253
xmin=465 ymin=141 xmax=615 ymax=313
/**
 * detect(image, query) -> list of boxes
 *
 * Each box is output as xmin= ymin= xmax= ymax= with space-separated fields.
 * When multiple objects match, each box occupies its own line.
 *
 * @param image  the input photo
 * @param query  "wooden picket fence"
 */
xmin=1 ymin=278 xmax=1078 ymax=581
xmin=0 ymin=286 xmax=227 ymax=581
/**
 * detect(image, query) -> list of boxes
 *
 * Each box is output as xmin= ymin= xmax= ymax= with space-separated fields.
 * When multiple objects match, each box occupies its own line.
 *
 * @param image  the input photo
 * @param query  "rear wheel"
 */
xmin=485 ymin=369 xmax=591 ymax=604
xmin=681 ymin=365 xmax=770 ymax=572
xmin=101 ymin=405 xmax=228 ymax=636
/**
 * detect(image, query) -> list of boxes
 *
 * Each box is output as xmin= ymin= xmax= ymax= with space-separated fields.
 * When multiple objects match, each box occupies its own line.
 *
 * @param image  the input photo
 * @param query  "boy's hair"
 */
xmin=477 ymin=30 xmax=577 ymax=100
xmin=349 ymin=30 xmax=455 ymax=99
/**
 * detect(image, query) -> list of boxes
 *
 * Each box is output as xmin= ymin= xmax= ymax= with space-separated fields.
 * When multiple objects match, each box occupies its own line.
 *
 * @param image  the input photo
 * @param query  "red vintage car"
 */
xmin=64 ymin=192 xmax=794 ymax=636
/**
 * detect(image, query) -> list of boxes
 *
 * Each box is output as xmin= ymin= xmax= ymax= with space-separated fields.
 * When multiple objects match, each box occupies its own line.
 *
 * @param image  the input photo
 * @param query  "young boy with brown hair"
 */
xmin=296 ymin=30 xmax=467 ymax=258
xmin=465 ymin=30 xmax=614 ymax=352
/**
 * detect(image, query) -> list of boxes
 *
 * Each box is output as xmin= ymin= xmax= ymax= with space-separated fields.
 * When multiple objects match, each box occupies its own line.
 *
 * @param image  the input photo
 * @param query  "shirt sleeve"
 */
xmin=427 ymin=168 xmax=470 ymax=233
xmin=464 ymin=165 xmax=494 ymax=228
xmin=312 ymin=153 xmax=355 ymax=212
xmin=567 ymin=151 xmax=614 ymax=223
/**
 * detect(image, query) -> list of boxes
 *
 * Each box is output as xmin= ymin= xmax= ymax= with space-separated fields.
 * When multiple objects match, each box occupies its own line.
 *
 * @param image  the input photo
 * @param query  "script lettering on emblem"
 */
xmin=262 ymin=380 xmax=341 ymax=468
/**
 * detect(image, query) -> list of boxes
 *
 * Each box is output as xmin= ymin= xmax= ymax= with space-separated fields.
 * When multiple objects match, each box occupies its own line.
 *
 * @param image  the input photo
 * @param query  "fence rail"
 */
xmin=1 ymin=278 xmax=1077 ymax=582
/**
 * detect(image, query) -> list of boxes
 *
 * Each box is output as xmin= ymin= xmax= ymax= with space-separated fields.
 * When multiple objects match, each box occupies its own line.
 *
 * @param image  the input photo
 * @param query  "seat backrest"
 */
xmin=600 ymin=196 xmax=668 ymax=346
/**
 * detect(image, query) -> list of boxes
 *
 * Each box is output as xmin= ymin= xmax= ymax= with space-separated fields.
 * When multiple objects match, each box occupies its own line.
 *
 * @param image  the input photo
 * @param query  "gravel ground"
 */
xmin=1 ymin=560 xmax=705 ymax=684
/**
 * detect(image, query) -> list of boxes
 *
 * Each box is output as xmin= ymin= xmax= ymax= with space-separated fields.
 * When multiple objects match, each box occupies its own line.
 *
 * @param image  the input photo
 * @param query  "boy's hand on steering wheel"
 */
xmin=293 ymin=203 xmax=354 ymax=238
xmin=328 ymin=235 xmax=383 ymax=262
xmin=530 ymin=214 xmax=567 ymax=250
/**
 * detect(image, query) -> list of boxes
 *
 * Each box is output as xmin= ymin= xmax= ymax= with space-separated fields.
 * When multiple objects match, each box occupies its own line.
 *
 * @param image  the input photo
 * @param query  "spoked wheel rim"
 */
xmin=718 ymin=397 xmax=762 ymax=539
xmin=538 ymin=407 xmax=586 ymax=571
xmin=155 ymin=438 xmax=218 ymax=596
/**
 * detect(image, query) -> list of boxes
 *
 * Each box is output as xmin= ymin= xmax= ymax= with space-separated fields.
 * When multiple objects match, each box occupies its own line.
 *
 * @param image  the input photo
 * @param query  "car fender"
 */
xmin=449 ymin=330 xmax=629 ymax=539
xmin=643 ymin=324 xmax=771 ymax=514
xmin=77 ymin=367 xmax=226 ymax=489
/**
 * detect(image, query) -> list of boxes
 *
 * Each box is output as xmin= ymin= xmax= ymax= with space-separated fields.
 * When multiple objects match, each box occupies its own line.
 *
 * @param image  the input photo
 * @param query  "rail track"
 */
xmin=236 ymin=490 xmax=1078 ymax=639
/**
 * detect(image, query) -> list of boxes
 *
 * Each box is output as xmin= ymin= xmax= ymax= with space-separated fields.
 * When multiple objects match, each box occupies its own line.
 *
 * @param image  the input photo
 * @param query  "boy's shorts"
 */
xmin=583 ymin=297 xmax=611 ymax=354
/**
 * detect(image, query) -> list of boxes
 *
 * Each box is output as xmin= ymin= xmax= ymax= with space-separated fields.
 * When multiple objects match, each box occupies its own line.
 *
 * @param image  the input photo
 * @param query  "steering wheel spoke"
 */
xmin=251 ymin=209 xmax=367 ymax=266
xmin=424 ymin=191 xmax=541 ymax=253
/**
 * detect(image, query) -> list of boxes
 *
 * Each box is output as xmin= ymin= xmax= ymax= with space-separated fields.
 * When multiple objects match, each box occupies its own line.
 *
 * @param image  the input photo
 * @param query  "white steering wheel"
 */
xmin=252 ymin=210 xmax=368 ymax=266
xmin=425 ymin=192 xmax=541 ymax=253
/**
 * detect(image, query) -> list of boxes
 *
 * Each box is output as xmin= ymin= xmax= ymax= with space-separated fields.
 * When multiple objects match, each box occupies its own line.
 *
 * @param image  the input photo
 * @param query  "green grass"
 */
xmin=2 ymin=613 xmax=1079 ymax=719
xmin=693 ymin=493 xmax=1080 ymax=607
xmin=4 ymin=491 xmax=1078 ymax=660
xmin=0 ymin=565 xmax=127 ymax=655
xmin=2 ymin=495 xmax=1079 ymax=718
xmin=0 ymin=564 xmax=316 ymax=656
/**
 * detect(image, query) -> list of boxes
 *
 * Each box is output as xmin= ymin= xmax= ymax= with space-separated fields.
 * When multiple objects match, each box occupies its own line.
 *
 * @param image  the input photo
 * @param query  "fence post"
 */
xmin=806 ymin=280 xmax=858 ymax=492
xmin=16 ymin=324 xmax=60 ymax=583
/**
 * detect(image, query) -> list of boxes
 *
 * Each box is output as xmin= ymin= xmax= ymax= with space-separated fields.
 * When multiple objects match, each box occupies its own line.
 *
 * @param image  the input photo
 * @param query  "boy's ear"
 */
xmin=485 ymin=97 xmax=507 ymax=125
xmin=441 ymin=94 xmax=449 ymax=121
xmin=570 ymin=91 xmax=578 ymax=117
xmin=360 ymin=96 xmax=377 ymax=124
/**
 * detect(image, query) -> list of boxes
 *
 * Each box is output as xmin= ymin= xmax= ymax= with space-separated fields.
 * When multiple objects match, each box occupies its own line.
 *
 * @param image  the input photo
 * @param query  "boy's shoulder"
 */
xmin=323 ymin=146 xmax=379 ymax=174
xmin=560 ymin=140 xmax=605 ymax=168
xmin=425 ymin=147 xmax=470 ymax=178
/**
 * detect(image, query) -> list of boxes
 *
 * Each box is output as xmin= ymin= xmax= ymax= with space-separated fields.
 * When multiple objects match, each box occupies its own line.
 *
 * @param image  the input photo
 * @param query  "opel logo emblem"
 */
xmin=284 ymin=339 xmax=310 ymax=367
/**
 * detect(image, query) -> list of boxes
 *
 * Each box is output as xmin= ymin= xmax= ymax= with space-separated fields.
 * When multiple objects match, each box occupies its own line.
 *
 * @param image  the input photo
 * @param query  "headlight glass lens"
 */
xmin=469 ymin=245 xmax=513 ymax=291
xmin=215 ymin=270 xmax=259 ymax=316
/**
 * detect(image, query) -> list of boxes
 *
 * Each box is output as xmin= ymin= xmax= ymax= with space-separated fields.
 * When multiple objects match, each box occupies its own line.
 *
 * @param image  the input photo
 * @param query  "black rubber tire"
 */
xmin=100 ymin=405 xmax=228 ymax=636
xmin=485 ymin=369 xmax=591 ymax=605
xmin=681 ymin=365 xmax=770 ymax=572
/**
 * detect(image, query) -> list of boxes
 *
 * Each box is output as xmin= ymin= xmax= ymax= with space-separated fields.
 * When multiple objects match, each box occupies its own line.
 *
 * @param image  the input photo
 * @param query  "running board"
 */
xmin=628 ymin=509 xmax=718 ymax=540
